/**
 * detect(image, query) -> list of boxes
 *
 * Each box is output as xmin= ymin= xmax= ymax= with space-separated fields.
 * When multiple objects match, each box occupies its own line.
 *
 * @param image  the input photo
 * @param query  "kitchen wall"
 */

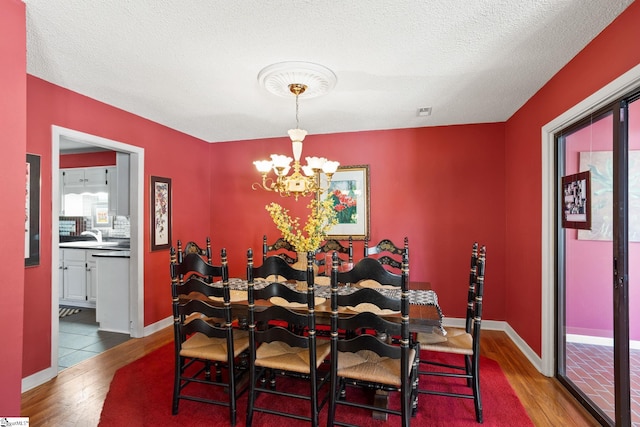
xmin=60 ymin=152 xmax=131 ymax=239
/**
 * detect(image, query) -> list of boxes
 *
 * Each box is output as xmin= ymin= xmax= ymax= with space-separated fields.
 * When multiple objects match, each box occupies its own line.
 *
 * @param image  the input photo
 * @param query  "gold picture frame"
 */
xmin=320 ymin=164 xmax=370 ymax=240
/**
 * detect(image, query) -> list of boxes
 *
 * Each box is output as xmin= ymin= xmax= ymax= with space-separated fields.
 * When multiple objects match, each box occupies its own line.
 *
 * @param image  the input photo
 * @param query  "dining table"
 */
xmin=214 ymin=277 xmax=444 ymax=333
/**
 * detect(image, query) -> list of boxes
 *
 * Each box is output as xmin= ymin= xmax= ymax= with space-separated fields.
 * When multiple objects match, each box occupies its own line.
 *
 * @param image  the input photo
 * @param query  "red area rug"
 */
xmin=99 ymin=343 xmax=533 ymax=426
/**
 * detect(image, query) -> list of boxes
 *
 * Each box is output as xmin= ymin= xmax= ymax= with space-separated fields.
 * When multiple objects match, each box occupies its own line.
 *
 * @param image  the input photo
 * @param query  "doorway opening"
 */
xmin=50 ymin=126 xmax=144 ymax=374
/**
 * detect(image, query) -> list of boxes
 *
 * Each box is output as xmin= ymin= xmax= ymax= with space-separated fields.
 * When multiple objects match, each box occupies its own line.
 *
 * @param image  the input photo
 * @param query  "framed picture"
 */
xmin=320 ymin=164 xmax=370 ymax=240
xmin=577 ymin=150 xmax=640 ymax=241
xmin=151 ymin=176 xmax=172 ymax=251
xmin=562 ymin=171 xmax=591 ymax=230
xmin=25 ymin=154 xmax=41 ymax=266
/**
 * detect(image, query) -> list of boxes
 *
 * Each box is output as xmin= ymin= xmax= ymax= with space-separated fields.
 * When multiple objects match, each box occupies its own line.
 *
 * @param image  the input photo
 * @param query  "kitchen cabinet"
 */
xmin=61 ymin=167 xmax=110 ymax=193
xmin=108 ymin=153 xmax=130 ymax=216
xmin=94 ymin=254 xmax=130 ymax=334
xmin=86 ymin=250 xmax=98 ymax=303
xmin=58 ymin=251 xmax=64 ymax=300
xmin=59 ymin=248 xmax=97 ymax=308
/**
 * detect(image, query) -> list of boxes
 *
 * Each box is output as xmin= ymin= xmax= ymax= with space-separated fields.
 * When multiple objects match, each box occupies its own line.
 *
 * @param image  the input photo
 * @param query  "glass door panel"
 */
xmin=562 ymin=112 xmax=615 ymax=423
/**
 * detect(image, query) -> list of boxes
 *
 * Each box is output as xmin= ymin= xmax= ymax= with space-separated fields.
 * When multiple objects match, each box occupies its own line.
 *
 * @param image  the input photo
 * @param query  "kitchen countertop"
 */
xmin=59 ymin=241 xmax=130 ymax=251
xmin=91 ymin=250 xmax=130 ymax=258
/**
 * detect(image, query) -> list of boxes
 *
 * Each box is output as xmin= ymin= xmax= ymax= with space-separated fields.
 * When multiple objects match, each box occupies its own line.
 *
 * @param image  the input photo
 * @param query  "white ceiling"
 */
xmin=25 ymin=0 xmax=634 ymax=144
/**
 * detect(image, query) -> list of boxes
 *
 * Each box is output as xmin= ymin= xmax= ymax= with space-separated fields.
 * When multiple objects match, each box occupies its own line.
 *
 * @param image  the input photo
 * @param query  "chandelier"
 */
xmin=253 ymin=62 xmax=339 ymax=200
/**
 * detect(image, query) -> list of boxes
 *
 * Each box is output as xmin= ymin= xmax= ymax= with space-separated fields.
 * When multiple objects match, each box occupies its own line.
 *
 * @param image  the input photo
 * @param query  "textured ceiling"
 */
xmin=25 ymin=0 xmax=634 ymax=144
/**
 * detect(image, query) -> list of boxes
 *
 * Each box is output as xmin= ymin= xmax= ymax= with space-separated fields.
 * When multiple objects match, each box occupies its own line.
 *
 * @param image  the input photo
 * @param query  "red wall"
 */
xmin=60 ymin=151 xmax=116 ymax=168
xmin=0 ymin=0 xmax=26 ymax=415
xmin=504 ymin=1 xmax=640 ymax=354
xmin=24 ymin=76 xmax=211 ymax=377
xmin=209 ymin=124 xmax=507 ymax=324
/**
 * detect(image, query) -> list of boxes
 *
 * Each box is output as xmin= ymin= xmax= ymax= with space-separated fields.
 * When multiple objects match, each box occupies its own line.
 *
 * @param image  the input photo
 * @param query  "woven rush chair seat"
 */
xmin=180 ymin=329 xmax=250 ymax=361
xmin=255 ymin=340 xmax=330 ymax=374
xmin=356 ymin=278 xmax=400 ymax=289
xmin=269 ymin=295 xmax=326 ymax=308
xmin=335 ymin=347 xmax=416 ymax=388
xmin=345 ymin=302 xmax=400 ymax=315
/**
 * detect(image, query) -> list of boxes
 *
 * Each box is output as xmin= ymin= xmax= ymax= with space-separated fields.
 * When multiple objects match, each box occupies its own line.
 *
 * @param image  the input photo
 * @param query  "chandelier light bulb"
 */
xmin=322 ymin=161 xmax=340 ymax=174
xmin=270 ymin=154 xmax=293 ymax=169
xmin=253 ymin=160 xmax=273 ymax=173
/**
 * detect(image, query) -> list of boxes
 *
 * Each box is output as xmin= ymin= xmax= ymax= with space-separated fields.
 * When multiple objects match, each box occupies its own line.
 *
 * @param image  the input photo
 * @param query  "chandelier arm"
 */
xmin=252 ymin=175 xmax=276 ymax=192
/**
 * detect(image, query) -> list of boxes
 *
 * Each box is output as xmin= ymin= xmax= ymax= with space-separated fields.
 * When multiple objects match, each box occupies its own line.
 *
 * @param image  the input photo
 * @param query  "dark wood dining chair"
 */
xmin=175 ymin=238 xmax=213 ymax=282
xmin=263 ymin=234 xmax=298 ymax=265
xmin=416 ymin=243 xmax=486 ymax=423
xmin=314 ymin=237 xmax=353 ymax=276
xmin=245 ymin=249 xmax=331 ymax=427
xmin=363 ymin=237 xmax=409 ymax=271
xmin=337 ymin=255 xmax=405 ymax=289
xmin=169 ymin=247 xmax=249 ymax=426
xmin=176 ymin=237 xmax=212 ymax=263
xmin=327 ymin=251 xmax=416 ymax=427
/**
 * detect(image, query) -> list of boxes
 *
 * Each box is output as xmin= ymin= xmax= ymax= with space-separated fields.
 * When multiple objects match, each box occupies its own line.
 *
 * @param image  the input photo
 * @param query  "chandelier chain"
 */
xmin=295 ymin=92 xmax=300 ymax=129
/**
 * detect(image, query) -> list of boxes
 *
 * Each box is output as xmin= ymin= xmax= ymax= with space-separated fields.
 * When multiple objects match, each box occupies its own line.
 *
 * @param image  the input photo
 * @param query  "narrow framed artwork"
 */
xmin=320 ymin=164 xmax=370 ymax=240
xmin=25 ymin=154 xmax=41 ymax=266
xmin=151 ymin=176 xmax=172 ymax=251
xmin=562 ymin=171 xmax=591 ymax=230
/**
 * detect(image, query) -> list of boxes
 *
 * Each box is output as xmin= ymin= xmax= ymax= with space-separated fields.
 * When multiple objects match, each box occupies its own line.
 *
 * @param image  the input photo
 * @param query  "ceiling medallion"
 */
xmin=257 ymin=61 xmax=337 ymax=99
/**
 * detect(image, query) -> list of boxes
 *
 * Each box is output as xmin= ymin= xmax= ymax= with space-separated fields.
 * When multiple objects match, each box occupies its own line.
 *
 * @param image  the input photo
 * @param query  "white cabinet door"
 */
xmin=63 ymin=262 xmax=87 ymax=301
xmin=62 ymin=249 xmax=87 ymax=302
xmin=59 ymin=250 xmax=65 ymax=300
xmin=107 ymin=167 xmax=117 ymax=215
xmin=86 ymin=251 xmax=98 ymax=303
xmin=84 ymin=168 xmax=108 ymax=189
xmin=62 ymin=169 xmax=86 ymax=193
xmin=116 ymin=153 xmax=130 ymax=216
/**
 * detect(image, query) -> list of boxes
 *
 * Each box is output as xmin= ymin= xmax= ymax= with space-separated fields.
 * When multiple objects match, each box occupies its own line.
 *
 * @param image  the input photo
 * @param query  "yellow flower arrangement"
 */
xmin=265 ymin=197 xmax=338 ymax=253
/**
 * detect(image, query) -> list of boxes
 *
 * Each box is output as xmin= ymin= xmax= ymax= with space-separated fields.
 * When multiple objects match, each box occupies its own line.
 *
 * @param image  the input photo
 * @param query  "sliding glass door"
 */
xmin=557 ymin=95 xmax=639 ymax=426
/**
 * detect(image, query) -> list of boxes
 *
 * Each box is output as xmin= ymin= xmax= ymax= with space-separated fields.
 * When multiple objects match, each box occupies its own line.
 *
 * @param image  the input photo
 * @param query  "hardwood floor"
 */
xmin=20 ymin=328 xmax=599 ymax=426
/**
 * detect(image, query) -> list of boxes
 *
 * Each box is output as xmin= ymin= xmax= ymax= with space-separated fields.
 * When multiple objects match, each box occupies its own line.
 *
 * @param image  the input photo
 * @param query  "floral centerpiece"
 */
xmin=265 ymin=197 xmax=338 ymax=253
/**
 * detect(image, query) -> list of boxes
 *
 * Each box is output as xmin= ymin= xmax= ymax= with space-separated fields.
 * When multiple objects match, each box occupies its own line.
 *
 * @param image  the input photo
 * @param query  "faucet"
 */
xmin=81 ymin=229 xmax=102 ymax=243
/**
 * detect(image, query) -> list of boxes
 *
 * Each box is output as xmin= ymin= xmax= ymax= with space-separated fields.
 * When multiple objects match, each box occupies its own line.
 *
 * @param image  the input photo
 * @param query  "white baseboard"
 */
xmin=143 ymin=315 xmax=172 ymax=336
xmin=22 ymin=366 xmax=57 ymax=393
xmin=443 ymin=317 xmax=545 ymax=376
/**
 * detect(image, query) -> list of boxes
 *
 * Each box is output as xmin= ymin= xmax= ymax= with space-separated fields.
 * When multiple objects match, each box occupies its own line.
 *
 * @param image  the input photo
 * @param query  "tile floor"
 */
xmin=566 ymin=342 xmax=640 ymax=426
xmin=58 ymin=307 xmax=130 ymax=370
